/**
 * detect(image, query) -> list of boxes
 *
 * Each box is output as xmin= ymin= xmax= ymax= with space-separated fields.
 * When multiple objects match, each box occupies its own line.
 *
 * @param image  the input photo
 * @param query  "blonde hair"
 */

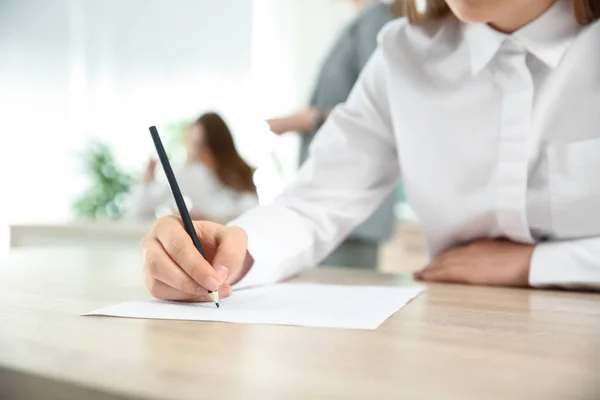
xmin=394 ymin=0 xmax=599 ymax=25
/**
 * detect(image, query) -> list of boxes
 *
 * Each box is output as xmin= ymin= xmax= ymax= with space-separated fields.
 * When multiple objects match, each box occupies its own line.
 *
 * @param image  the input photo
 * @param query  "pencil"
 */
xmin=148 ymin=126 xmax=220 ymax=308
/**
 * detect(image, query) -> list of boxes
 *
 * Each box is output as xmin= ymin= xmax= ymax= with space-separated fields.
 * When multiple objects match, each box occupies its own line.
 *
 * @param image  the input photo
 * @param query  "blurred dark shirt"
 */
xmin=300 ymin=3 xmax=397 ymax=243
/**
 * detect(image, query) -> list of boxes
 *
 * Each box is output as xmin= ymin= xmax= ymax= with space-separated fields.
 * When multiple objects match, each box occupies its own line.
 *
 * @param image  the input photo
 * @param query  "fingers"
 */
xmin=414 ymin=259 xmax=449 ymax=280
xmin=146 ymin=159 xmax=157 ymax=174
xmin=414 ymin=245 xmax=469 ymax=281
xmin=152 ymin=216 xmax=222 ymax=291
xmin=266 ymin=118 xmax=290 ymax=135
xmin=416 ymin=258 xmax=476 ymax=284
xmin=143 ymin=216 xmax=250 ymax=302
xmin=417 ymin=266 xmax=466 ymax=283
xmin=146 ymin=276 xmax=232 ymax=302
xmin=211 ymin=225 xmax=248 ymax=284
xmin=143 ymin=237 xmax=203 ymax=296
xmin=414 ymin=253 xmax=462 ymax=282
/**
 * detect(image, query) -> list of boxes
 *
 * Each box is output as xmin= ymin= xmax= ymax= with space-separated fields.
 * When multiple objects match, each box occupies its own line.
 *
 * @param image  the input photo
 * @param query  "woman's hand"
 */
xmin=142 ymin=216 xmax=253 ymax=302
xmin=267 ymin=108 xmax=319 ymax=135
xmin=415 ymin=239 xmax=534 ymax=287
xmin=172 ymin=210 xmax=208 ymax=222
xmin=189 ymin=212 xmax=208 ymax=221
xmin=143 ymin=158 xmax=157 ymax=184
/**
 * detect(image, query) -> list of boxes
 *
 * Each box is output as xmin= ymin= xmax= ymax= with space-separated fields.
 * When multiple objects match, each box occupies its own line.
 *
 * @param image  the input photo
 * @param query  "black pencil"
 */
xmin=148 ymin=126 xmax=220 ymax=308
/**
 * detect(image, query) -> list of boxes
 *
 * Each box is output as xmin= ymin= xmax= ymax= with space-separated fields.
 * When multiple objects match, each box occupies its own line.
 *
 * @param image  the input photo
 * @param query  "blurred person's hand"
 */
xmin=142 ymin=216 xmax=253 ymax=301
xmin=267 ymin=107 xmax=319 ymax=135
xmin=415 ymin=239 xmax=533 ymax=287
xmin=143 ymin=158 xmax=158 ymax=184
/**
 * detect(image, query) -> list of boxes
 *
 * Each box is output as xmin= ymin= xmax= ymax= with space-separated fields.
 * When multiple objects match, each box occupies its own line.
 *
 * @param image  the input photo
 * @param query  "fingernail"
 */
xmin=215 ymin=265 xmax=229 ymax=282
xmin=203 ymin=276 xmax=220 ymax=292
xmin=218 ymin=285 xmax=232 ymax=297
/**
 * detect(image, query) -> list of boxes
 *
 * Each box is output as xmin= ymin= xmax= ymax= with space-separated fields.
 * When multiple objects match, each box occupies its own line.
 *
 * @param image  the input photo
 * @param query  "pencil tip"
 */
xmin=216 ymin=302 xmax=220 ymax=309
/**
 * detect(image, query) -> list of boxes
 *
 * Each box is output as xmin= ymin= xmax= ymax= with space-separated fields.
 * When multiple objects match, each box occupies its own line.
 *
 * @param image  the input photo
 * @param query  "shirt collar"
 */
xmin=461 ymin=0 xmax=581 ymax=75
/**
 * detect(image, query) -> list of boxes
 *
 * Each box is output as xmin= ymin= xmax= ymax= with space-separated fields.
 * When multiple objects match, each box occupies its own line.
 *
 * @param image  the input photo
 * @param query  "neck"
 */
xmin=489 ymin=0 xmax=557 ymax=33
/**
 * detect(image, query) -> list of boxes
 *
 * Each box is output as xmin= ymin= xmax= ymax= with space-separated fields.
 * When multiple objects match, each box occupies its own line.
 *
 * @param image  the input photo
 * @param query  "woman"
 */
xmin=141 ymin=0 xmax=600 ymax=302
xmin=129 ymin=112 xmax=257 ymax=224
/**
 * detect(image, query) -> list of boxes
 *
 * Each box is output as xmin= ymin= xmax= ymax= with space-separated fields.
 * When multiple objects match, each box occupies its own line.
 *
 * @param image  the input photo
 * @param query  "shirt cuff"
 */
xmin=228 ymin=213 xmax=277 ymax=289
xmin=529 ymin=240 xmax=599 ymax=289
xmin=530 ymin=243 xmax=563 ymax=287
xmin=227 ymin=205 xmax=313 ymax=290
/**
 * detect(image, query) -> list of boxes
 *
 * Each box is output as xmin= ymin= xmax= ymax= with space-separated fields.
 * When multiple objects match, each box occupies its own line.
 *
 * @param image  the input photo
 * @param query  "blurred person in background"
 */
xmin=267 ymin=0 xmax=399 ymax=269
xmin=129 ymin=112 xmax=257 ymax=223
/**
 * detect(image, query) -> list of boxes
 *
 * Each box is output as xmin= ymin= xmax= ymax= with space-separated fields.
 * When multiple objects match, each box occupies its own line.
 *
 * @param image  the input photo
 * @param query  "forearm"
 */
xmin=233 ymin=109 xmax=397 ymax=287
xmin=312 ymin=107 xmax=333 ymax=131
xmin=231 ymin=177 xmax=397 ymax=289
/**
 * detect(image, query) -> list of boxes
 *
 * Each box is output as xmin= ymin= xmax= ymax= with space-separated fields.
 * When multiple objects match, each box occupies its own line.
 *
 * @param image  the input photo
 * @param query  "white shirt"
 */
xmin=232 ymin=1 xmax=600 ymax=289
xmin=129 ymin=163 xmax=258 ymax=224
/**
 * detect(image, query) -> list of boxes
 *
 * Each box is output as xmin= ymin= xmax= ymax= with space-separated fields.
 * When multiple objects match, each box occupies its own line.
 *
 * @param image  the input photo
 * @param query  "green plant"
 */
xmin=73 ymin=141 xmax=133 ymax=220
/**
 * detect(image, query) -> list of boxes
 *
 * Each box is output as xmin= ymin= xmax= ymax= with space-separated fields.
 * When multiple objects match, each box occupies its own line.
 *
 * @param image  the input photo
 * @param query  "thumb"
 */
xmin=212 ymin=226 xmax=250 ymax=284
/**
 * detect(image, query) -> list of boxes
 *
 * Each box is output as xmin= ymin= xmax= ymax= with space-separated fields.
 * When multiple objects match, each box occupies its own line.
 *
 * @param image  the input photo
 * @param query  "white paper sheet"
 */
xmin=84 ymin=283 xmax=425 ymax=330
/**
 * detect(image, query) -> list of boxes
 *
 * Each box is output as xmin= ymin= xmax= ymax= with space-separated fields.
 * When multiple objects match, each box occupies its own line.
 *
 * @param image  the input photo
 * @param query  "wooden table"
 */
xmin=8 ymin=222 xmax=151 ymax=249
xmin=1 ymin=248 xmax=599 ymax=400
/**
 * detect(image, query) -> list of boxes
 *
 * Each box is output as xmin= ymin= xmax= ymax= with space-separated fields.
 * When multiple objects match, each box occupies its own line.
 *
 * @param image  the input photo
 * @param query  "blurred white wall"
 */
xmin=0 ymin=0 xmax=358 ymax=235
xmin=251 ymin=0 xmax=355 ymax=113
xmin=249 ymin=0 xmax=356 ymax=201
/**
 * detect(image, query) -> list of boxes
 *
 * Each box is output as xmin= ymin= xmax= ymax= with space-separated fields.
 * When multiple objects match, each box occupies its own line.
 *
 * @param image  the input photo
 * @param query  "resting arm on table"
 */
xmin=415 ymin=237 xmax=600 ymax=291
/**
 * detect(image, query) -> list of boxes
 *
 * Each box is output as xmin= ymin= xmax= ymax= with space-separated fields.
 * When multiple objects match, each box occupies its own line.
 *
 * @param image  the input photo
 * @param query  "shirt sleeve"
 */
xmin=204 ymin=191 xmax=259 ymax=225
xmin=530 ymin=237 xmax=600 ymax=290
xmin=231 ymin=49 xmax=399 ymax=288
xmin=127 ymin=182 xmax=170 ymax=221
